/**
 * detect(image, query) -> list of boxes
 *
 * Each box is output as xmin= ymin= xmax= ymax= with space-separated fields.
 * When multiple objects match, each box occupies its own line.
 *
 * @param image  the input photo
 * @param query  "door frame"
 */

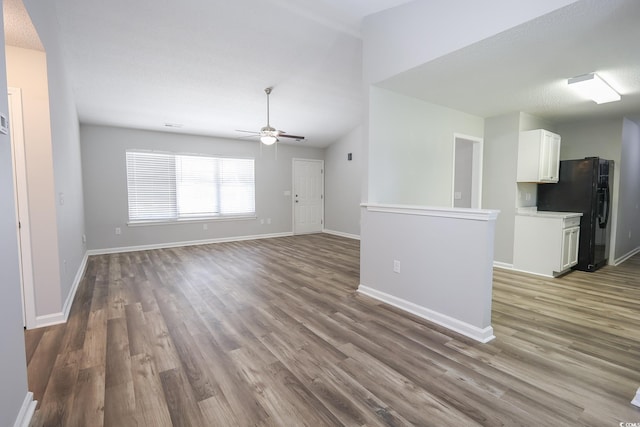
xmin=9 ymin=87 xmax=36 ymax=328
xmin=451 ymin=133 xmax=484 ymax=209
xmin=292 ymin=158 xmax=324 ymax=235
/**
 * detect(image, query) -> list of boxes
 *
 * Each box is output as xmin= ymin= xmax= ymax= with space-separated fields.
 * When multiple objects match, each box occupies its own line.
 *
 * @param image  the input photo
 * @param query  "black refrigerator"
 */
xmin=537 ymin=157 xmax=613 ymax=272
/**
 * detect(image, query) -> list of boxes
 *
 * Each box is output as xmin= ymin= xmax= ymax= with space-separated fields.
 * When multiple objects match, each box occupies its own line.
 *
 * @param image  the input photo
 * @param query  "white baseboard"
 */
xmin=357 ymin=285 xmax=495 ymax=343
xmin=62 ymin=252 xmax=89 ymax=319
xmin=87 ymin=232 xmax=294 ymax=256
xmin=632 ymin=387 xmax=640 ymax=407
xmin=614 ymin=246 xmax=640 ymax=266
xmin=13 ymin=392 xmax=36 ymax=427
xmin=493 ymin=261 xmax=514 ymax=270
xmin=323 ymin=229 xmax=360 ymax=240
xmin=34 ymin=252 xmax=89 ymax=329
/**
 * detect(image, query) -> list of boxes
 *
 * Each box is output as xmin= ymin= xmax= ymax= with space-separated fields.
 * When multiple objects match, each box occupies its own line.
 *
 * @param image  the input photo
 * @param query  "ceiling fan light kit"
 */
xmin=237 ymin=87 xmax=306 ymax=145
xmin=568 ymin=73 xmax=620 ymax=104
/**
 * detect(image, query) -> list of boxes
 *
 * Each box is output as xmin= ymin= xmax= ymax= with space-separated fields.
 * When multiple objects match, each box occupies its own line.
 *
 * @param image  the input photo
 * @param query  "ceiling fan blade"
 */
xmin=278 ymin=133 xmax=306 ymax=141
xmin=236 ymin=129 xmax=260 ymax=134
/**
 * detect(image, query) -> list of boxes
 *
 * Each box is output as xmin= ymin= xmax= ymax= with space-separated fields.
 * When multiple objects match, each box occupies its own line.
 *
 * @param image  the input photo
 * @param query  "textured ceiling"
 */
xmin=379 ymin=0 xmax=640 ymax=125
xmin=5 ymin=0 xmax=640 ymax=147
xmin=2 ymin=0 xmax=42 ymax=51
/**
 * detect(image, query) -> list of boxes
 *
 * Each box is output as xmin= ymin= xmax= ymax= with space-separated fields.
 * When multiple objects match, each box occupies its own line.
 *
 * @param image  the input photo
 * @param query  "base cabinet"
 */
xmin=513 ymin=213 xmax=581 ymax=277
xmin=561 ymin=226 xmax=580 ymax=271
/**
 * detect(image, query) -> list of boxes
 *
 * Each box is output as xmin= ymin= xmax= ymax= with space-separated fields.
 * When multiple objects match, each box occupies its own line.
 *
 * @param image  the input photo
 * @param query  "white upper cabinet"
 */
xmin=517 ymin=129 xmax=561 ymax=183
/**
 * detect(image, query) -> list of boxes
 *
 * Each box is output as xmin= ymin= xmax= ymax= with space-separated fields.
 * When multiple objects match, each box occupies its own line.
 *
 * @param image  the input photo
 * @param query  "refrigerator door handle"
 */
xmin=599 ymin=185 xmax=610 ymax=229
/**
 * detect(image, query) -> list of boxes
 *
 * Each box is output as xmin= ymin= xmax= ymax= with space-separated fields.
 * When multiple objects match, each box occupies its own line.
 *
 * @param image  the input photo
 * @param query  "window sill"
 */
xmin=127 ymin=215 xmax=257 ymax=227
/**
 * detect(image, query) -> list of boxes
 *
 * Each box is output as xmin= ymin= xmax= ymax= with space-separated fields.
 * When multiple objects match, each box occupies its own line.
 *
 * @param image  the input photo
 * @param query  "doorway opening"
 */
xmin=452 ymin=134 xmax=483 ymax=209
xmin=8 ymin=87 xmax=35 ymax=328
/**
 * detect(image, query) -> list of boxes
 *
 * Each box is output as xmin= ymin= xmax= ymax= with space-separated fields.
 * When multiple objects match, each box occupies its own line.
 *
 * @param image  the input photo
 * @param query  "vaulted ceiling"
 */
xmin=4 ymin=0 xmax=640 ymax=147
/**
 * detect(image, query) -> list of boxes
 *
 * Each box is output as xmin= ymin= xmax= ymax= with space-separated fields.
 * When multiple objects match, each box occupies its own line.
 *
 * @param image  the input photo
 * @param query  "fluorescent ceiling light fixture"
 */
xmin=568 ymin=73 xmax=620 ymax=104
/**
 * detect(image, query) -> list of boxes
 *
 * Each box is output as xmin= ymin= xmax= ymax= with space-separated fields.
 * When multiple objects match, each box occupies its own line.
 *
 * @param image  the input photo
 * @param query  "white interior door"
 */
xmin=8 ymin=87 xmax=35 ymax=328
xmin=293 ymin=159 xmax=324 ymax=234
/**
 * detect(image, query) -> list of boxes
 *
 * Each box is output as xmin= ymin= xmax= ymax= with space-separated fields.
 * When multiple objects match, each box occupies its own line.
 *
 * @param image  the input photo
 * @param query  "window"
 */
xmin=126 ymin=150 xmax=255 ymax=223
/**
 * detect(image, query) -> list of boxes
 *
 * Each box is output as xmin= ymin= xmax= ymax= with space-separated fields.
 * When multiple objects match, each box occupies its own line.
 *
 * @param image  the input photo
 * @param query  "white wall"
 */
xmin=556 ymin=117 xmax=623 ymax=263
xmin=362 ymin=0 xmax=579 ymax=85
xmin=5 ymin=46 xmax=63 ymax=317
xmin=81 ymin=125 xmax=325 ymax=251
xmin=369 ymin=86 xmax=484 ymax=206
xmin=0 ymin=7 xmax=31 ymax=426
xmin=324 ymin=125 xmax=362 ymax=237
xmin=20 ymin=0 xmax=87 ymax=324
xmin=617 ymin=118 xmax=640 ymax=260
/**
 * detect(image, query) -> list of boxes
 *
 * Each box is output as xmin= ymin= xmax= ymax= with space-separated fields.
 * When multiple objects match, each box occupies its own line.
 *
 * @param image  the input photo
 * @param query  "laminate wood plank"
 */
xmin=142 ymin=309 xmax=182 ymax=372
xmin=197 ymin=394 xmax=240 ymax=427
xmin=165 ymin=320 xmax=219 ymax=402
xmin=191 ymin=332 xmax=272 ymax=424
xmin=80 ymin=308 xmax=107 ymax=370
xmin=159 ymin=368 xmax=207 ymax=427
xmin=26 ymin=235 xmax=640 ymax=426
xmin=25 ymin=324 xmax=65 ymax=405
xmin=338 ymin=342 xmax=480 ymax=427
xmin=104 ymin=382 xmax=137 ymax=427
xmin=104 ymin=317 xmax=131 ymax=388
xmin=124 ymin=302 xmax=152 ymax=357
xmin=66 ymin=366 xmax=105 ymax=427
xmin=24 ymin=326 xmax=45 ymax=366
xmin=130 ymin=353 xmax=173 ymax=427
xmin=30 ymin=350 xmax=82 ymax=427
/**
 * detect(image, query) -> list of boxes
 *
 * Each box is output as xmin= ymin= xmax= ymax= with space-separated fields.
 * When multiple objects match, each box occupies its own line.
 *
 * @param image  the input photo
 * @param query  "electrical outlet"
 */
xmin=525 ymin=192 xmax=531 ymax=201
xmin=203 ymin=224 xmax=208 ymax=230
xmin=393 ymin=260 xmax=401 ymax=273
xmin=115 ymin=227 xmax=121 ymax=235
xmin=82 ymin=234 xmax=86 ymax=244
xmin=267 ymin=218 xmax=271 ymax=224
xmin=260 ymin=219 xmax=264 ymax=225
xmin=629 ymin=231 xmax=632 ymax=239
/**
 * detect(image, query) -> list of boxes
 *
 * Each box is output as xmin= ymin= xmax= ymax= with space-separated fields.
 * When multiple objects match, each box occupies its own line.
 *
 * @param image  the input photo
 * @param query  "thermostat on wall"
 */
xmin=0 ymin=113 xmax=7 ymax=135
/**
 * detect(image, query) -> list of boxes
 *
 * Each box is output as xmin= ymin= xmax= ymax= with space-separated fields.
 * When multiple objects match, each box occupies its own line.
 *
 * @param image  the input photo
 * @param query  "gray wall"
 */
xmin=482 ymin=112 xmax=555 ymax=266
xmin=0 ymin=7 xmax=30 ymax=425
xmin=618 ymin=118 xmax=640 ymax=260
xmin=81 ymin=125 xmax=324 ymax=251
xmin=368 ymin=86 xmax=484 ymax=206
xmin=324 ymin=125 xmax=362 ymax=237
xmin=482 ymin=113 xmax=519 ymax=265
xmin=24 ymin=0 xmax=87 ymax=317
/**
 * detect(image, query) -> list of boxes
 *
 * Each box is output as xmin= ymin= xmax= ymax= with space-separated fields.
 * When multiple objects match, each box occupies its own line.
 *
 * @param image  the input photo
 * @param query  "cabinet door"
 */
xmin=561 ymin=226 xmax=580 ymax=270
xmin=568 ymin=227 xmax=579 ymax=266
xmin=539 ymin=132 xmax=560 ymax=182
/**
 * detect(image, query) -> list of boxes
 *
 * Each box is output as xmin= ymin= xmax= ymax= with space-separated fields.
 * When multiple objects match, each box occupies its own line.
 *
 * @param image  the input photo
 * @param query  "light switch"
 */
xmin=454 ymin=192 xmax=462 ymax=200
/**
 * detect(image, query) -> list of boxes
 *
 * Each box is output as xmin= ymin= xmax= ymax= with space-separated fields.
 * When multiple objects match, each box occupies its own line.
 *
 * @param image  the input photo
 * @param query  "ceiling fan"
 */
xmin=236 ymin=87 xmax=306 ymax=145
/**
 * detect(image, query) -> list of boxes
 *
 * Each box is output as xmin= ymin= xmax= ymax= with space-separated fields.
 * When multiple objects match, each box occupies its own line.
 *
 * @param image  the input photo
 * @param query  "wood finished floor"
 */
xmin=25 ymin=234 xmax=640 ymax=426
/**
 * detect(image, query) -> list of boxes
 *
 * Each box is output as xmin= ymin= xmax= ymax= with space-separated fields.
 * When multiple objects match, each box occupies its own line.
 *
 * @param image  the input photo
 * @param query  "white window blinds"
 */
xmin=126 ymin=151 xmax=255 ymax=223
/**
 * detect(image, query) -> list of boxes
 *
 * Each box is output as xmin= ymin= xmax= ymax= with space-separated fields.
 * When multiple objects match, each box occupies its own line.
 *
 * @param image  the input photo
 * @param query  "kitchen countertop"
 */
xmin=516 ymin=208 xmax=582 ymax=219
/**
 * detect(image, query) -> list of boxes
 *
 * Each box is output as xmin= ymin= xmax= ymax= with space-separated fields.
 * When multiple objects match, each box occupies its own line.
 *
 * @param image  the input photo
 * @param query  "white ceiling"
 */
xmin=48 ymin=0 xmax=413 ymax=147
xmin=5 ymin=0 xmax=640 ymax=147
xmin=379 ymin=0 xmax=640 ymax=126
